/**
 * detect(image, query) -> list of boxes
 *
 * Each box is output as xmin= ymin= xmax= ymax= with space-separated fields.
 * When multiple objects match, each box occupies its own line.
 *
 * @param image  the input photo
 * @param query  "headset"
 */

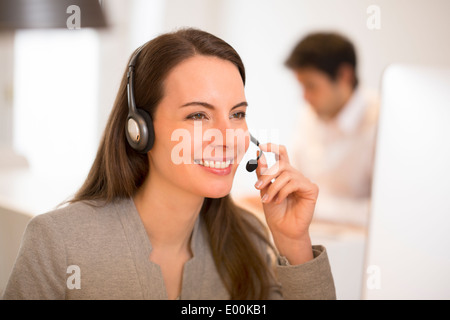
xmin=125 ymin=45 xmax=264 ymax=172
xmin=125 ymin=45 xmax=155 ymax=154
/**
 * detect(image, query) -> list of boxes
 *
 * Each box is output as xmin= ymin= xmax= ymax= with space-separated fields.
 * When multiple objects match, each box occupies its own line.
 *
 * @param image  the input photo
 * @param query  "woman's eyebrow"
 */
xmin=180 ymin=101 xmax=248 ymax=110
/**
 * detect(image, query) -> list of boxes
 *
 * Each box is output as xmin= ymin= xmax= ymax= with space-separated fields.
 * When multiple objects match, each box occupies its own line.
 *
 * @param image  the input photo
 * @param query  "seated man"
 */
xmin=284 ymin=32 xmax=379 ymax=227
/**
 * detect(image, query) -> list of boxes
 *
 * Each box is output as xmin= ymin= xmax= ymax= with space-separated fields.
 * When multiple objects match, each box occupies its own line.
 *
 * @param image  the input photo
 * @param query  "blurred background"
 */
xmin=1 ymin=0 xmax=450 ymax=299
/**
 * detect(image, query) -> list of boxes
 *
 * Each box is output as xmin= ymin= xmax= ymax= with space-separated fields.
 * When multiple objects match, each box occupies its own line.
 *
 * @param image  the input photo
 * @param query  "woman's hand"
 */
xmin=254 ymin=143 xmax=318 ymax=265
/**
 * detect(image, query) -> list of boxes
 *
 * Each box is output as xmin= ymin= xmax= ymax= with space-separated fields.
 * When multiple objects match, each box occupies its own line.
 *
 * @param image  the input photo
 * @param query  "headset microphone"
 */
xmin=246 ymin=134 xmax=263 ymax=172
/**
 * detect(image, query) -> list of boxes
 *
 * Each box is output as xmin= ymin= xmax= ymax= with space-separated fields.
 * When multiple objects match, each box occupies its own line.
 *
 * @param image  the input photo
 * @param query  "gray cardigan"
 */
xmin=2 ymin=198 xmax=336 ymax=300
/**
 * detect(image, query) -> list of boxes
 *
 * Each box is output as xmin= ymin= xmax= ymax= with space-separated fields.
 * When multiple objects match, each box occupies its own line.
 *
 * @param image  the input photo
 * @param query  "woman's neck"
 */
xmin=133 ymin=169 xmax=205 ymax=254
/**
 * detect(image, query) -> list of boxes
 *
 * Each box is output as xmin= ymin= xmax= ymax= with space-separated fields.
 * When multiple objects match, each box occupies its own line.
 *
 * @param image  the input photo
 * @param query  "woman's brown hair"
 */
xmin=70 ymin=28 xmax=277 ymax=299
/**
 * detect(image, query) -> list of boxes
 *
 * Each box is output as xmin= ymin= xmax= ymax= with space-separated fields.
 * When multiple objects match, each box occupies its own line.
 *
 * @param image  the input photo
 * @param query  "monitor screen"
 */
xmin=362 ymin=64 xmax=450 ymax=299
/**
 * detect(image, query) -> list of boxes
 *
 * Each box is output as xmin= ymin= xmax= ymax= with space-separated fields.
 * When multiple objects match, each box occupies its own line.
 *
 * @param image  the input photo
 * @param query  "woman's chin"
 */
xmin=200 ymin=185 xmax=233 ymax=199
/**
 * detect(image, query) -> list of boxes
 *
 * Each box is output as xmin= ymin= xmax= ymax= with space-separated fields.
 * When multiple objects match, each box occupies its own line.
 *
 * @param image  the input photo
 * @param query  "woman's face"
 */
xmin=149 ymin=55 xmax=250 ymax=199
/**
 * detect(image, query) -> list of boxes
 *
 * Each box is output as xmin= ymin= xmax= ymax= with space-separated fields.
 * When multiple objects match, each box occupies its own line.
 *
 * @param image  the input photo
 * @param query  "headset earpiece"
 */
xmin=125 ymin=44 xmax=155 ymax=154
xmin=125 ymin=108 xmax=154 ymax=154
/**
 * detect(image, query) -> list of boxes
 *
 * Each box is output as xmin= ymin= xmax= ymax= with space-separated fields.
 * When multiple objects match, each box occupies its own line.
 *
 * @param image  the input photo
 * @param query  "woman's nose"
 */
xmin=204 ymin=116 xmax=245 ymax=156
xmin=215 ymin=116 xmax=233 ymax=136
xmin=207 ymin=116 xmax=232 ymax=145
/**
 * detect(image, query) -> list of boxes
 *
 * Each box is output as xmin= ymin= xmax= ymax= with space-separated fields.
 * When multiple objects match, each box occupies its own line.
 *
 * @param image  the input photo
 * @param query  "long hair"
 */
xmin=70 ymin=28 xmax=276 ymax=299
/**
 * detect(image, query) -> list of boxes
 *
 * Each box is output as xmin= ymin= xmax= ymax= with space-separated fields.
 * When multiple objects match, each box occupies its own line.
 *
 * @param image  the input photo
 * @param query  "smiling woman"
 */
xmin=2 ymin=28 xmax=336 ymax=300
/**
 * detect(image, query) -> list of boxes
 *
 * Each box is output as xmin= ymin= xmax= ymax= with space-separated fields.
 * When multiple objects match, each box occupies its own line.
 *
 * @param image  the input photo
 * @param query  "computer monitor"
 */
xmin=362 ymin=64 xmax=450 ymax=299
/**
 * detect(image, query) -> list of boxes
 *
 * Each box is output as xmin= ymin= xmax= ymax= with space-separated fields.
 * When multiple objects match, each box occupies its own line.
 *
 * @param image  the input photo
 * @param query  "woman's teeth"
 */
xmin=194 ymin=159 xmax=231 ymax=169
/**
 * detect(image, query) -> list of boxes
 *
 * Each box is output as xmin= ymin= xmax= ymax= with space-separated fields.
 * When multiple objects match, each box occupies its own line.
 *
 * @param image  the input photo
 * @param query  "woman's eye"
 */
xmin=187 ymin=113 xmax=207 ymax=120
xmin=231 ymin=112 xmax=246 ymax=119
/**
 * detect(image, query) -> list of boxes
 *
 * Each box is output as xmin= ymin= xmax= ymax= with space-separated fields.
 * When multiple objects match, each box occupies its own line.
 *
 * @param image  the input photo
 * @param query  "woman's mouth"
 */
xmin=194 ymin=159 xmax=233 ymax=175
xmin=194 ymin=159 xmax=231 ymax=169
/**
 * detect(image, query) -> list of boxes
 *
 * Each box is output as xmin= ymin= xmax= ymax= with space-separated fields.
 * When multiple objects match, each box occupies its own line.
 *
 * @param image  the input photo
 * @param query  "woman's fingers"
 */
xmin=260 ymin=171 xmax=292 ymax=203
xmin=274 ymin=177 xmax=319 ymax=204
xmin=255 ymin=150 xmax=268 ymax=179
xmin=255 ymin=143 xmax=294 ymax=199
xmin=255 ymin=159 xmax=286 ymax=190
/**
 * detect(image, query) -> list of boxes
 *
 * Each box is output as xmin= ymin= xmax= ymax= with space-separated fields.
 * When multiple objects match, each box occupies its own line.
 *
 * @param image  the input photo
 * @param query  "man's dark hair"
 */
xmin=285 ymin=32 xmax=358 ymax=88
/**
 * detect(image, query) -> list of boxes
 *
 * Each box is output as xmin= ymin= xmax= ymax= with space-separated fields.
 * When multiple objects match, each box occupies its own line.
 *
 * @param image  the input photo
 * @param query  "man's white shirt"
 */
xmin=291 ymin=87 xmax=380 ymax=227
